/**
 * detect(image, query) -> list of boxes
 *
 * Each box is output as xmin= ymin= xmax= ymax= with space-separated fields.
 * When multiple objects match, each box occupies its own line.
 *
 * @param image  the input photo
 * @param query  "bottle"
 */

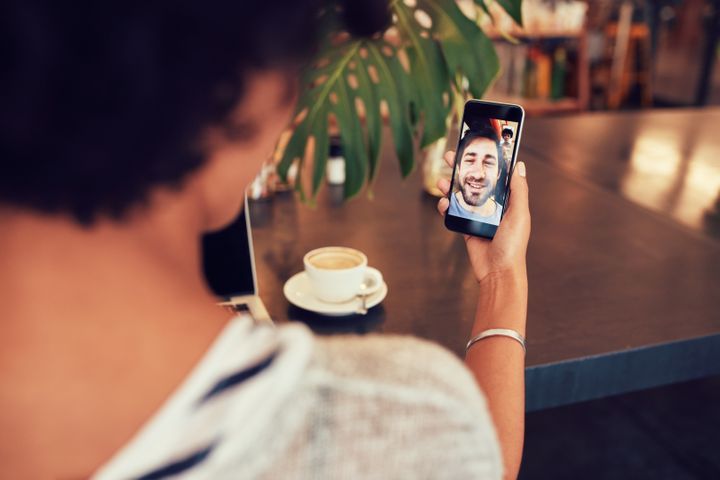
xmin=551 ymin=47 xmax=567 ymax=100
xmin=326 ymin=137 xmax=346 ymax=185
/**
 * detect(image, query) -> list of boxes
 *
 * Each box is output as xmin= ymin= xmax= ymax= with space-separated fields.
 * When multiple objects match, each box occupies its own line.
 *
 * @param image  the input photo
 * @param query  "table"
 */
xmin=248 ymin=108 xmax=720 ymax=411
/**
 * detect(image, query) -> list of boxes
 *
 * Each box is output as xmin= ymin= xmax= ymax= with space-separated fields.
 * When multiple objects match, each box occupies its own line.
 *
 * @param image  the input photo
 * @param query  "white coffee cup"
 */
xmin=303 ymin=246 xmax=383 ymax=303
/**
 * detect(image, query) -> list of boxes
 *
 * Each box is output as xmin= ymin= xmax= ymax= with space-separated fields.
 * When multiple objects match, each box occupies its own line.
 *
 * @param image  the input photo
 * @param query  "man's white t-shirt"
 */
xmin=448 ymin=193 xmax=503 ymax=226
xmin=94 ymin=315 xmax=502 ymax=479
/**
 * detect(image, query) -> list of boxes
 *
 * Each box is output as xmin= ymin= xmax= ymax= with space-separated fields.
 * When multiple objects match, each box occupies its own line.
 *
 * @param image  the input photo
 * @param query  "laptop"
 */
xmin=201 ymin=196 xmax=271 ymax=323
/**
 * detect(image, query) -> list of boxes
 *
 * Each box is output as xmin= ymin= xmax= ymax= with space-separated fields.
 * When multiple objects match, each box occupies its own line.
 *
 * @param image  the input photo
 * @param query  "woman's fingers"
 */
xmin=501 ymin=161 xmax=531 ymax=237
xmin=437 ymin=197 xmax=449 ymax=217
xmin=436 ymin=177 xmax=451 ymax=196
xmin=436 ymin=151 xmax=455 ymax=217
xmin=505 ymin=162 xmax=529 ymax=216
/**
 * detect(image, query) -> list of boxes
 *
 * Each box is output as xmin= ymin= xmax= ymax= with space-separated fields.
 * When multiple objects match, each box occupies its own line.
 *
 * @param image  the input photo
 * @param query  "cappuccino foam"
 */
xmin=308 ymin=252 xmax=362 ymax=270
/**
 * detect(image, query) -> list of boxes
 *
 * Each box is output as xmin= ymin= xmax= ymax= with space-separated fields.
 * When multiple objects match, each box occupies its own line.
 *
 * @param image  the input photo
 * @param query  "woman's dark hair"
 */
xmin=502 ymin=127 xmax=513 ymax=138
xmin=0 ymin=1 xmax=389 ymax=224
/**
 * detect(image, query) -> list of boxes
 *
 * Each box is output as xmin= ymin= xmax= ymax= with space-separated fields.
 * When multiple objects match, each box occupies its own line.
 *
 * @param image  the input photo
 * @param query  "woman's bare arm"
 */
xmin=437 ymin=156 xmax=530 ymax=479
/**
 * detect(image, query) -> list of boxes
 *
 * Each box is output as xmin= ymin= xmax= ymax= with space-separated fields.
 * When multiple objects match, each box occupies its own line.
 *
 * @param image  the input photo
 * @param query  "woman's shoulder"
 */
xmin=306 ymin=332 xmax=488 ymax=412
xmin=270 ymin=330 xmax=504 ymax=479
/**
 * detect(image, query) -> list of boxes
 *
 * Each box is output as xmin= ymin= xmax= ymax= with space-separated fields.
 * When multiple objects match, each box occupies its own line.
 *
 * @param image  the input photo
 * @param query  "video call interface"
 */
xmin=448 ymin=116 xmax=519 ymax=227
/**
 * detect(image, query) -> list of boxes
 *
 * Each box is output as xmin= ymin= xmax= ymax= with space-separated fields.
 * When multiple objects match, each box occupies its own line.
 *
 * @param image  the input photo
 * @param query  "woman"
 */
xmin=0 ymin=1 xmax=530 ymax=478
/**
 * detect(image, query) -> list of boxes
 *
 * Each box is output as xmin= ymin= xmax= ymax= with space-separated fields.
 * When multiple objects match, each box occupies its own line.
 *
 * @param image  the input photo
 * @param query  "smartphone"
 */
xmin=444 ymin=99 xmax=524 ymax=239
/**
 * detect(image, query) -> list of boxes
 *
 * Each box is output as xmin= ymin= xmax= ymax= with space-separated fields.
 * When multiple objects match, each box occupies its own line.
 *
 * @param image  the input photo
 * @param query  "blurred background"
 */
xmin=482 ymin=0 xmax=720 ymax=112
xmin=230 ymin=1 xmax=720 ymax=478
xmin=478 ymin=1 xmax=720 ymax=478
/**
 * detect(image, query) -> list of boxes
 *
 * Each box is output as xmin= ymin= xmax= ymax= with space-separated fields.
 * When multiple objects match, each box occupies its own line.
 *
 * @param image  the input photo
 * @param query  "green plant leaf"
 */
xmin=366 ymin=44 xmax=414 ymax=177
xmin=277 ymin=41 xmax=360 ymax=193
xmin=278 ymin=38 xmax=419 ymax=195
xmin=496 ymin=0 xmax=523 ymax=26
xmin=393 ymin=1 xmax=450 ymax=147
xmin=476 ymin=0 xmax=492 ymax=19
xmin=278 ymin=119 xmax=307 ymax=180
xmin=351 ymin=55 xmax=382 ymax=181
xmin=311 ymin=104 xmax=329 ymax=195
xmin=275 ymin=0 xmax=510 ymax=200
xmin=421 ymin=0 xmax=499 ymax=99
xmin=382 ymin=46 xmax=420 ymax=130
xmin=331 ymin=74 xmax=368 ymax=198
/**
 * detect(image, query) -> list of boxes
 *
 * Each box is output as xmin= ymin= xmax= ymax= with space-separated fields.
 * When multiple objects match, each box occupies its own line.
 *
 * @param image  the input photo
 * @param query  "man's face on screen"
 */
xmin=458 ymin=137 xmax=499 ymax=207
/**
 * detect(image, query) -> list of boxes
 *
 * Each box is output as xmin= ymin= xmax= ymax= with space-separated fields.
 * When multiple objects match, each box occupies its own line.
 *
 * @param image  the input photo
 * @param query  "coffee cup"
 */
xmin=303 ymin=246 xmax=383 ymax=303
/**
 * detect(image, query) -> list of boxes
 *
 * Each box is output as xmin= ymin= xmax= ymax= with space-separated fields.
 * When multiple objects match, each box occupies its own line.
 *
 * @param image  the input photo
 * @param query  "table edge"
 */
xmin=525 ymin=333 xmax=720 ymax=411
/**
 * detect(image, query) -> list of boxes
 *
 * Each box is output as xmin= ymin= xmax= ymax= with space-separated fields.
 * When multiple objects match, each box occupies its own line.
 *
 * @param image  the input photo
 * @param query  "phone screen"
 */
xmin=445 ymin=100 xmax=524 ymax=239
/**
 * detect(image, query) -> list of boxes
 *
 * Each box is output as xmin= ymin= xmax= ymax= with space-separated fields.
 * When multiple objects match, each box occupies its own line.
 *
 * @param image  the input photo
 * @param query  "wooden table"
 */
xmin=248 ymin=108 xmax=720 ymax=411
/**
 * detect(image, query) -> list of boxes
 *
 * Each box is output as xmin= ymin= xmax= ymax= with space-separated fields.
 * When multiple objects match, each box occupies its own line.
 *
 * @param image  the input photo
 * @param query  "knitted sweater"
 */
xmin=95 ymin=315 xmax=502 ymax=479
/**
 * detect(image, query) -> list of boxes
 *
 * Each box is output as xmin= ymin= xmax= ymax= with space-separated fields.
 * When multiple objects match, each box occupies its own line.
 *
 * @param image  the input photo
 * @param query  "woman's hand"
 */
xmin=437 ymin=151 xmax=531 ymax=283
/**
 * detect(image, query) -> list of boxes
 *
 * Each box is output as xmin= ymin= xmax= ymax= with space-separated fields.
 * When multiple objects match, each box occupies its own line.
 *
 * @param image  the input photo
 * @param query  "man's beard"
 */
xmin=461 ymin=177 xmax=494 ymax=206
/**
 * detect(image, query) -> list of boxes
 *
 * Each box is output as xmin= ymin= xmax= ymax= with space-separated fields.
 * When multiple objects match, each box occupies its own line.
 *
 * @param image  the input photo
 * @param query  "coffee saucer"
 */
xmin=283 ymin=271 xmax=388 ymax=316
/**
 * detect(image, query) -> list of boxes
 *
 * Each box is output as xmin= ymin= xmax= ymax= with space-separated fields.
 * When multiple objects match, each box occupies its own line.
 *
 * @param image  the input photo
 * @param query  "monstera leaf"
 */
xmin=276 ymin=0 xmax=523 ymax=200
xmin=496 ymin=0 xmax=523 ymax=26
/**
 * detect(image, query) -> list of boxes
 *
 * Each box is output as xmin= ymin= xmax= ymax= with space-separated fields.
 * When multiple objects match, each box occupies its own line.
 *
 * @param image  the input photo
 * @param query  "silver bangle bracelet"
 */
xmin=466 ymin=328 xmax=526 ymax=354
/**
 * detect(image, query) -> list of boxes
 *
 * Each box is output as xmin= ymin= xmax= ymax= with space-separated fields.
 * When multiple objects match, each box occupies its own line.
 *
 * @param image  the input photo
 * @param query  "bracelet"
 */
xmin=466 ymin=328 xmax=526 ymax=354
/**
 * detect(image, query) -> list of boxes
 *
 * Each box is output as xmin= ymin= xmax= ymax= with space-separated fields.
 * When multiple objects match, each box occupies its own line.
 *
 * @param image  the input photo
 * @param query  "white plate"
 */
xmin=283 ymin=271 xmax=388 ymax=316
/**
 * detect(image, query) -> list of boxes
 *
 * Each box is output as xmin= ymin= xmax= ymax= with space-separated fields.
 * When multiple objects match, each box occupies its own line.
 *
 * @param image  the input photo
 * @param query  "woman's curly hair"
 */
xmin=0 ymin=0 xmax=389 ymax=224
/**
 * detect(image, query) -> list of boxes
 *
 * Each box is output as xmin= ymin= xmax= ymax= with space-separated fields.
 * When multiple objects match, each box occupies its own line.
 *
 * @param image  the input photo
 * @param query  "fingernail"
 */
xmin=517 ymin=161 xmax=526 ymax=177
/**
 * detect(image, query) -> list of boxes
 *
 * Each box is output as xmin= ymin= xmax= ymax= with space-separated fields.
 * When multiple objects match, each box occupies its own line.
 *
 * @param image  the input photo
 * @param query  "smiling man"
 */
xmin=448 ymin=128 xmax=504 ymax=225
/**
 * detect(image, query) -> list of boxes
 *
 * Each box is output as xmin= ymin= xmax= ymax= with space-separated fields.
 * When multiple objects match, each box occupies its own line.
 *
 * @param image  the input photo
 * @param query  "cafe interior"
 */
xmin=2 ymin=0 xmax=719 ymax=478
xmin=244 ymin=1 xmax=720 ymax=478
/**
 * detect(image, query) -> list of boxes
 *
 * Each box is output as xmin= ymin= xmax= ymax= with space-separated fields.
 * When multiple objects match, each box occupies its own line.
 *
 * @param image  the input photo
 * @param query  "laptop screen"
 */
xmin=201 ymin=202 xmax=256 ymax=299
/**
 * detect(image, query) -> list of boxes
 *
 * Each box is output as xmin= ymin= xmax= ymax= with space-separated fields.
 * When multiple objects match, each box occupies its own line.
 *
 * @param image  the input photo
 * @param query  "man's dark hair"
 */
xmin=502 ymin=128 xmax=513 ymax=138
xmin=457 ymin=127 xmax=501 ymax=168
xmin=0 ymin=1 xmax=389 ymax=224
xmin=456 ymin=126 xmax=507 ymax=201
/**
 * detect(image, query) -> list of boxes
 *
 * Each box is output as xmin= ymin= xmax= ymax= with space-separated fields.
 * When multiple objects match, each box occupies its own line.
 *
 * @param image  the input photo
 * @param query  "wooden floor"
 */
xmin=520 ymin=374 xmax=720 ymax=479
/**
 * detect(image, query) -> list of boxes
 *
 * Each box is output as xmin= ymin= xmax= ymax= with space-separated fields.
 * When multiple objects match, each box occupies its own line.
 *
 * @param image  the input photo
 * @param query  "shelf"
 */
xmin=486 ymin=29 xmax=590 ymax=115
xmin=484 ymin=95 xmax=583 ymax=116
xmin=486 ymin=31 xmax=584 ymax=41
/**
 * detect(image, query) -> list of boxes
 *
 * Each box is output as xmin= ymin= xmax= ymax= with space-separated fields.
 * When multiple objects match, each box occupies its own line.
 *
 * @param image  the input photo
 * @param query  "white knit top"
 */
xmin=94 ymin=315 xmax=502 ymax=479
